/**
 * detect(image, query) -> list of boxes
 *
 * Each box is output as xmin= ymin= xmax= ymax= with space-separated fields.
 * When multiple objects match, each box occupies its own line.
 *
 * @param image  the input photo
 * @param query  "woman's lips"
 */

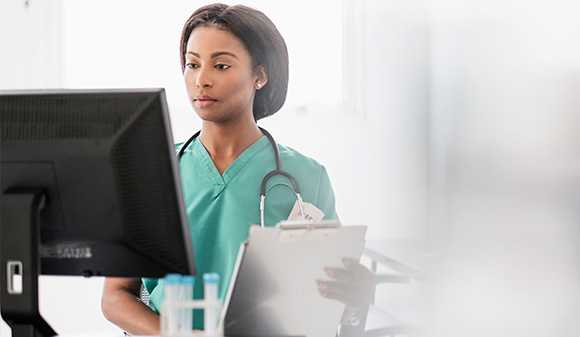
xmin=194 ymin=95 xmax=217 ymax=108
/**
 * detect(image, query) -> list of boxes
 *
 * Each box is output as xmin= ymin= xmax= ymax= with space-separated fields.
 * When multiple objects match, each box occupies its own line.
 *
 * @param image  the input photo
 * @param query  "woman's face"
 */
xmin=183 ymin=27 xmax=266 ymax=123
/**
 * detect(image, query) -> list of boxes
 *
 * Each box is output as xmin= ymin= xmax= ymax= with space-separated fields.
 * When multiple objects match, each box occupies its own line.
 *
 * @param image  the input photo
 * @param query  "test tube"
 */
xmin=203 ymin=273 xmax=220 ymax=334
xmin=164 ymin=274 xmax=182 ymax=334
xmin=181 ymin=275 xmax=195 ymax=333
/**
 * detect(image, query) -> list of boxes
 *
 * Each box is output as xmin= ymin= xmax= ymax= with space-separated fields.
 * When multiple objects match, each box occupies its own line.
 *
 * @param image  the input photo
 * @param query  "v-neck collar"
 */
xmin=192 ymin=136 xmax=271 ymax=195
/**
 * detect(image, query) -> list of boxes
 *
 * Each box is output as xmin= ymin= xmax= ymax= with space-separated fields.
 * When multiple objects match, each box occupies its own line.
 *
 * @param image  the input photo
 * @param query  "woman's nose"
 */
xmin=196 ymin=68 xmax=212 ymax=88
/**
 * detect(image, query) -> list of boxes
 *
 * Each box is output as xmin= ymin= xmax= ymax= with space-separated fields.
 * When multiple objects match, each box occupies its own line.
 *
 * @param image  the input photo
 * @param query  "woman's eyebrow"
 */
xmin=211 ymin=51 xmax=239 ymax=59
xmin=186 ymin=51 xmax=239 ymax=59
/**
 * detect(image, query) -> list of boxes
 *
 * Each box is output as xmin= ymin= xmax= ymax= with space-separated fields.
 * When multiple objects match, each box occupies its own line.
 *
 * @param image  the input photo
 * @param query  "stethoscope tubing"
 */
xmin=177 ymin=127 xmax=305 ymax=227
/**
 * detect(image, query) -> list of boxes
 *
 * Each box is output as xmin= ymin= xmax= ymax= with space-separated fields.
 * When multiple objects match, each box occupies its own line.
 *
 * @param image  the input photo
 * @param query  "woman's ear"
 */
xmin=255 ymin=65 xmax=268 ymax=90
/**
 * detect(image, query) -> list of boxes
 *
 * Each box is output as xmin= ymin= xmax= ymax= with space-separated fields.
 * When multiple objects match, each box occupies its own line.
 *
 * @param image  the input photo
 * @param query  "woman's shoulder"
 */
xmin=276 ymin=142 xmax=327 ymax=173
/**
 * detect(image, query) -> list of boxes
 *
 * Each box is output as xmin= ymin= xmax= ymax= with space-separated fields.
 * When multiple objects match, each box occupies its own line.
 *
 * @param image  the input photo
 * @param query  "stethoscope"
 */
xmin=176 ymin=127 xmax=306 ymax=227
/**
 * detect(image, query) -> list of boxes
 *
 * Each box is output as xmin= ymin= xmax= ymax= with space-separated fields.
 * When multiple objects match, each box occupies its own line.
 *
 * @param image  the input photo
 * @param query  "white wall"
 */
xmin=0 ymin=0 xmax=62 ymax=89
xmin=428 ymin=0 xmax=580 ymax=336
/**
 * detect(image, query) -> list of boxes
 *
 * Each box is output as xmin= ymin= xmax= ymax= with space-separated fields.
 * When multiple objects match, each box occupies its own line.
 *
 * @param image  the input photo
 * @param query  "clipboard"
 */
xmin=220 ymin=221 xmax=367 ymax=337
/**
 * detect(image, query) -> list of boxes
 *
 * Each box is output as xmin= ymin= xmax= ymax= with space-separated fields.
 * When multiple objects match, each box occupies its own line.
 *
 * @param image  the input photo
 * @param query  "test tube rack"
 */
xmin=161 ymin=299 xmax=223 ymax=337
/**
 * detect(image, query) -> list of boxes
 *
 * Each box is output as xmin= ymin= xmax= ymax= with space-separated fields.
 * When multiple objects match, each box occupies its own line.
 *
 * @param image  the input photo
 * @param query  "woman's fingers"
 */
xmin=317 ymin=259 xmax=377 ymax=308
xmin=317 ymin=280 xmax=361 ymax=304
xmin=324 ymin=266 xmax=356 ymax=281
xmin=317 ymin=278 xmax=375 ymax=306
xmin=323 ymin=260 xmax=377 ymax=289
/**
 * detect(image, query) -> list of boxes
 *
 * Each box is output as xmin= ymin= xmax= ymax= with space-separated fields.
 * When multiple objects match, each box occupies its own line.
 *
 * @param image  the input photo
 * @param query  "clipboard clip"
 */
xmin=276 ymin=221 xmax=341 ymax=243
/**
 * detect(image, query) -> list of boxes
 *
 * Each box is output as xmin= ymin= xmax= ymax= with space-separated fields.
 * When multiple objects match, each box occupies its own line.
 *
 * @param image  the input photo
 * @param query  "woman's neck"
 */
xmin=198 ymin=119 xmax=263 ymax=175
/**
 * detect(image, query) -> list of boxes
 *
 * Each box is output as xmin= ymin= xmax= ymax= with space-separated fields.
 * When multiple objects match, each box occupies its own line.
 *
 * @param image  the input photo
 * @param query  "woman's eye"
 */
xmin=186 ymin=63 xmax=199 ymax=69
xmin=215 ymin=64 xmax=230 ymax=70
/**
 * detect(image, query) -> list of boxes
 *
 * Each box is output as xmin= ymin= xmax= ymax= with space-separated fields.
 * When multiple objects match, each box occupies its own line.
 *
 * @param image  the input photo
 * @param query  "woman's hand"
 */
xmin=317 ymin=258 xmax=377 ymax=321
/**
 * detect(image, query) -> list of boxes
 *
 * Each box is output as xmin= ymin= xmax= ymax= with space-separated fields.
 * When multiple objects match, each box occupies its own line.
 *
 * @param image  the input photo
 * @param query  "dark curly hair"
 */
xmin=180 ymin=3 xmax=289 ymax=121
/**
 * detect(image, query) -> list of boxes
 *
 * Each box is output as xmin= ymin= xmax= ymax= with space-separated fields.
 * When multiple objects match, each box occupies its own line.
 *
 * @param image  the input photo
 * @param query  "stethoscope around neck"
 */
xmin=176 ymin=126 xmax=306 ymax=227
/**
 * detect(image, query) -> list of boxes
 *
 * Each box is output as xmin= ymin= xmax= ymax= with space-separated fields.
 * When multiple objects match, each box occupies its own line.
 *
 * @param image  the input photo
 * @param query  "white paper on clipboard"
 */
xmin=222 ymin=221 xmax=367 ymax=337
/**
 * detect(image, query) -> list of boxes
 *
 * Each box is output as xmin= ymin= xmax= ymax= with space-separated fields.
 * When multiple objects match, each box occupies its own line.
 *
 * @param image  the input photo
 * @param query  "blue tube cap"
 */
xmin=181 ymin=275 xmax=195 ymax=285
xmin=203 ymin=273 xmax=220 ymax=284
xmin=165 ymin=273 xmax=181 ymax=285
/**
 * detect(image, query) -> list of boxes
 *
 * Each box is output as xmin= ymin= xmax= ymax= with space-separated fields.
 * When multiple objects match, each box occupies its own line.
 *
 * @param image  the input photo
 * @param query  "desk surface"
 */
xmin=364 ymin=239 xmax=433 ymax=282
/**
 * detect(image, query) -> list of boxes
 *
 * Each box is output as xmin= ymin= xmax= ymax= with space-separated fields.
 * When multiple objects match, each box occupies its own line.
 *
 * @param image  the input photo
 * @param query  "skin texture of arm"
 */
xmin=101 ymin=277 xmax=161 ymax=335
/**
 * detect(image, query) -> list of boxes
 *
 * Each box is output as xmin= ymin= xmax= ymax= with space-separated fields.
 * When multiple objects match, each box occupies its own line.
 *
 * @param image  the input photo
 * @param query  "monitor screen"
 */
xmin=0 ymin=88 xmax=195 ymax=277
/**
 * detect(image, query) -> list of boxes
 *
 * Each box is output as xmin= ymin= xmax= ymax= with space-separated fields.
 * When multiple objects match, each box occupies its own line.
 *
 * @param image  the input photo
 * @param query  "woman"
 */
xmin=101 ymin=3 xmax=375 ymax=335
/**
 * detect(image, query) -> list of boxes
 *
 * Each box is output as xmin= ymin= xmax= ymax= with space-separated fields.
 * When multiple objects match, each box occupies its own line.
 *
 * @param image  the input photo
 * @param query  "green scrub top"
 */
xmin=143 ymin=135 xmax=338 ymax=329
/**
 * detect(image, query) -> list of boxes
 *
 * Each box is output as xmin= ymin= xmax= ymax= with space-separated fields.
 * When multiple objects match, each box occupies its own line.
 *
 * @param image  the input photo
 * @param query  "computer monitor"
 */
xmin=0 ymin=89 xmax=196 ymax=337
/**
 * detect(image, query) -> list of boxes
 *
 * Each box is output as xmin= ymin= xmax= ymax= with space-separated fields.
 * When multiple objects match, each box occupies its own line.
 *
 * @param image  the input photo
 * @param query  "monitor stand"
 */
xmin=1 ymin=190 xmax=57 ymax=337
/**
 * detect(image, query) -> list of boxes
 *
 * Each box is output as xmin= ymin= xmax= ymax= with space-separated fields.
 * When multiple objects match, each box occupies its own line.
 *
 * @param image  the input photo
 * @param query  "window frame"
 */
xmin=280 ymin=0 xmax=366 ymax=119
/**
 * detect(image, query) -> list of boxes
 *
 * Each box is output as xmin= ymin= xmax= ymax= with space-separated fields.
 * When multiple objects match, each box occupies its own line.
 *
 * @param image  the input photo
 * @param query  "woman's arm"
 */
xmin=101 ymin=277 xmax=161 ymax=335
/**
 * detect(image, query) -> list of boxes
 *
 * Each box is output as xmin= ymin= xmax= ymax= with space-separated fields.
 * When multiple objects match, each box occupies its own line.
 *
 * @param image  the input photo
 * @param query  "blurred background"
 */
xmin=1 ymin=0 xmax=579 ymax=336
